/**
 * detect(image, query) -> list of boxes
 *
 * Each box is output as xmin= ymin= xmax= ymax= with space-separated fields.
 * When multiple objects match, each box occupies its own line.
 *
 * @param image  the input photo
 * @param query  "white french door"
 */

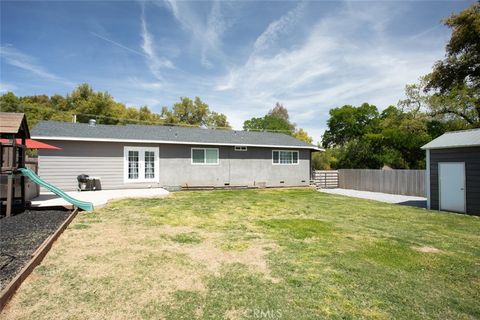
xmin=124 ymin=146 xmax=159 ymax=183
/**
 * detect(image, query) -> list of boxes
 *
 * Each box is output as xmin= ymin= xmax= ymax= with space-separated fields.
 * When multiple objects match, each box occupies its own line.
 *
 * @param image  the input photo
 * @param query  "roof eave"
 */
xmin=31 ymin=135 xmax=321 ymax=151
xmin=421 ymin=144 xmax=480 ymax=150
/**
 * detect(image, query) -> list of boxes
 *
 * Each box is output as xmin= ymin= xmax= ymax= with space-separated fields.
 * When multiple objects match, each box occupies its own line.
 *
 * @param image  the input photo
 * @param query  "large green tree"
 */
xmin=243 ymin=102 xmax=314 ymax=144
xmin=268 ymin=102 xmax=292 ymax=127
xmin=205 ymin=112 xmax=230 ymax=128
xmin=379 ymin=106 xmax=432 ymax=169
xmin=243 ymin=115 xmax=292 ymax=133
xmin=335 ymin=134 xmax=387 ymax=169
xmin=160 ymin=96 xmax=231 ymax=128
xmin=312 ymin=148 xmax=338 ymax=170
xmin=322 ymin=103 xmax=380 ymax=148
xmin=319 ymin=103 xmax=448 ymax=169
xmin=424 ymin=3 xmax=480 ymax=127
xmin=399 ymin=83 xmax=471 ymax=131
xmin=293 ymin=128 xmax=313 ymax=144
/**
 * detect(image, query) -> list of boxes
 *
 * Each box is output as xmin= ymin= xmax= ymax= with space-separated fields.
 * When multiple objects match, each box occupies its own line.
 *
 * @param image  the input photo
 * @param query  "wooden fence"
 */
xmin=312 ymin=170 xmax=339 ymax=189
xmin=337 ymin=169 xmax=425 ymax=197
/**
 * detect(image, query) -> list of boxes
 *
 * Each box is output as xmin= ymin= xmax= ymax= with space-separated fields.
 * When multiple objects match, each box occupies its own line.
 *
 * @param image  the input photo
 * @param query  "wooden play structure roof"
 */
xmin=0 ymin=112 xmax=30 ymax=138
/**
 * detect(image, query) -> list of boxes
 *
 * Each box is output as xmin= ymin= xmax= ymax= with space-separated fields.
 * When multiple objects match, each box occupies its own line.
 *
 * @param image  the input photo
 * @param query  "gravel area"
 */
xmin=0 ymin=210 xmax=71 ymax=290
xmin=319 ymin=188 xmax=427 ymax=208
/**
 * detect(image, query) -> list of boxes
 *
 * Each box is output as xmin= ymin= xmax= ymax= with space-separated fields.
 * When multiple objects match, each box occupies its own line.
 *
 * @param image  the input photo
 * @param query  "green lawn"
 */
xmin=2 ymin=188 xmax=479 ymax=319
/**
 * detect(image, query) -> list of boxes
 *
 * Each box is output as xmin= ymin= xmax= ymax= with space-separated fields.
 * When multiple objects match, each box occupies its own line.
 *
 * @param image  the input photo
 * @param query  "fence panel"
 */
xmin=312 ymin=170 xmax=339 ymax=188
xmin=336 ymin=169 xmax=425 ymax=197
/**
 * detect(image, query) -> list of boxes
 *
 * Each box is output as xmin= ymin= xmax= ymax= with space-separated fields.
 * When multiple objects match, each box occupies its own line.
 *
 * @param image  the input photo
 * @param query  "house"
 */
xmin=31 ymin=120 xmax=321 ymax=191
xmin=422 ymin=128 xmax=480 ymax=216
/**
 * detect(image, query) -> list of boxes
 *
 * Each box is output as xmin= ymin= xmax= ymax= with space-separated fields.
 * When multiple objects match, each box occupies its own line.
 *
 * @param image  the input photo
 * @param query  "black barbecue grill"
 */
xmin=77 ymin=174 xmax=97 ymax=191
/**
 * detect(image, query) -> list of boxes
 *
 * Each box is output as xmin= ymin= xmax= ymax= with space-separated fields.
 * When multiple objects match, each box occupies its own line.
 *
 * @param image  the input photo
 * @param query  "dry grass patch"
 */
xmin=163 ymin=239 xmax=279 ymax=282
xmin=158 ymin=225 xmax=279 ymax=282
xmin=224 ymin=307 xmax=247 ymax=319
xmin=414 ymin=246 xmax=442 ymax=253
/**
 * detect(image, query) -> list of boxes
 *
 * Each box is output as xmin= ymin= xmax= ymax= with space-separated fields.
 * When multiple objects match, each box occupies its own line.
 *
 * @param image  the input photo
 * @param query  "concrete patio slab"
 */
xmin=319 ymin=188 xmax=427 ymax=208
xmin=31 ymin=188 xmax=169 ymax=210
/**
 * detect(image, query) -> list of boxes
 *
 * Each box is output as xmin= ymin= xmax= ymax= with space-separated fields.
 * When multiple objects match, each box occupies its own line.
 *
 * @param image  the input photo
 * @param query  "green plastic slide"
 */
xmin=17 ymin=167 xmax=94 ymax=211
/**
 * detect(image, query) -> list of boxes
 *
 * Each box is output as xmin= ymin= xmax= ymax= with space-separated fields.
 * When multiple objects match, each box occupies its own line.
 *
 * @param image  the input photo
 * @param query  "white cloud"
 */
xmin=91 ymin=31 xmax=148 ymax=58
xmin=215 ymin=2 xmax=327 ymax=92
xmin=0 ymin=45 xmax=73 ymax=86
xmin=128 ymin=77 xmax=163 ymax=90
xmin=202 ymin=0 xmax=227 ymax=67
xmin=140 ymin=3 xmax=174 ymax=81
xmin=163 ymin=0 xmax=228 ymax=67
xmin=407 ymin=25 xmax=441 ymax=41
xmin=253 ymin=2 xmax=306 ymax=53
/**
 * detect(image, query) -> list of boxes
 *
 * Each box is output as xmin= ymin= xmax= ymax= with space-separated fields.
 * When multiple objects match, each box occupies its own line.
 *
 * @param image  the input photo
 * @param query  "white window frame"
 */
xmin=234 ymin=146 xmax=248 ymax=151
xmin=272 ymin=150 xmax=299 ymax=165
xmin=191 ymin=148 xmax=219 ymax=165
xmin=123 ymin=146 xmax=160 ymax=183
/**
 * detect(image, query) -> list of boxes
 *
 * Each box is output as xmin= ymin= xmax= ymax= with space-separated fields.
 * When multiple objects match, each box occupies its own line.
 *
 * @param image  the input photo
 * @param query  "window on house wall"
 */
xmin=272 ymin=150 xmax=299 ymax=165
xmin=234 ymin=146 xmax=248 ymax=151
xmin=191 ymin=148 xmax=219 ymax=165
xmin=124 ymin=146 xmax=159 ymax=182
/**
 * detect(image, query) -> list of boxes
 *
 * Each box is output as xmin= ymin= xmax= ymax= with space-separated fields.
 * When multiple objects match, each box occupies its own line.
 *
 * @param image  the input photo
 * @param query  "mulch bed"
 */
xmin=0 ymin=209 xmax=71 ymax=290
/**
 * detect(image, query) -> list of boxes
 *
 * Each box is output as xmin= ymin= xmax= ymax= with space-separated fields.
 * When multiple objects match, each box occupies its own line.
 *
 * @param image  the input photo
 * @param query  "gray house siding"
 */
xmin=429 ymin=147 xmax=480 ymax=215
xmin=38 ymin=140 xmax=311 ymax=191
xmin=160 ymin=144 xmax=310 ymax=187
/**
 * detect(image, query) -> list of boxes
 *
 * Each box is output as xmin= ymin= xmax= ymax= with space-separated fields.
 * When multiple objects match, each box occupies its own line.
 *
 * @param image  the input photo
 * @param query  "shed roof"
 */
xmin=31 ymin=121 xmax=322 ymax=150
xmin=421 ymin=128 xmax=480 ymax=150
xmin=0 ymin=112 xmax=30 ymax=138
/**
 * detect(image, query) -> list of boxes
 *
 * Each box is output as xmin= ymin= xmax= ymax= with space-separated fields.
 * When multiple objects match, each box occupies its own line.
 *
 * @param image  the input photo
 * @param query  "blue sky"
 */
xmin=0 ymin=0 xmax=475 ymax=143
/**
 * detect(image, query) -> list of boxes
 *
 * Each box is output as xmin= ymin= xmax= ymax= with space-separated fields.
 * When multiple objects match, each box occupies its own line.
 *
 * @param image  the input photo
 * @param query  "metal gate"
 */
xmin=312 ymin=170 xmax=338 ymax=189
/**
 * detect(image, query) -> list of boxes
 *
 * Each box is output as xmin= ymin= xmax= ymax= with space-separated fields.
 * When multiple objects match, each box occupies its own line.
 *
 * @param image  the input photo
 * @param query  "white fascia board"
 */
xmin=421 ymin=144 xmax=480 ymax=150
xmin=426 ymin=149 xmax=431 ymax=209
xmin=32 ymin=135 xmax=323 ymax=151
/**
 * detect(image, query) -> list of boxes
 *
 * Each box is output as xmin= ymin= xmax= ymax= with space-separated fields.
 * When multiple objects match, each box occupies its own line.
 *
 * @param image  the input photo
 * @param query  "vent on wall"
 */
xmin=234 ymin=146 xmax=247 ymax=151
xmin=256 ymin=182 xmax=267 ymax=188
xmin=280 ymin=181 xmax=285 ymax=184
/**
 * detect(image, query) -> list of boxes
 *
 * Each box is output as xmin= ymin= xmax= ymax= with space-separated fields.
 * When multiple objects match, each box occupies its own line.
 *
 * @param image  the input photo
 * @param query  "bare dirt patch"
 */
xmin=159 ymin=225 xmax=280 ymax=283
xmin=415 ymin=246 xmax=442 ymax=253
xmin=224 ymin=307 xmax=247 ymax=320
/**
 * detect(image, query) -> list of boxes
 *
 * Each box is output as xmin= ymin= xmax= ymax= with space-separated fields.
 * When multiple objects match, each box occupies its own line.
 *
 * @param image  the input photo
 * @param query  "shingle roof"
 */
xmin=0 ymin=112 xmax=30 ymax=137
xmin=31 ymin=121 xmax=321 ymax=150
xmin=421 ymin=128 xmax=480 ymax=149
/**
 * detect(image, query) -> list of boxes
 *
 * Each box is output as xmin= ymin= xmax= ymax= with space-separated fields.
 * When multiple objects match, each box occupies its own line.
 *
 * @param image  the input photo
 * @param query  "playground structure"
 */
xmin=1 ymin=112 xmax=93 ymax=216
xmin=0 ymin=113 xmax=29 ymax=216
